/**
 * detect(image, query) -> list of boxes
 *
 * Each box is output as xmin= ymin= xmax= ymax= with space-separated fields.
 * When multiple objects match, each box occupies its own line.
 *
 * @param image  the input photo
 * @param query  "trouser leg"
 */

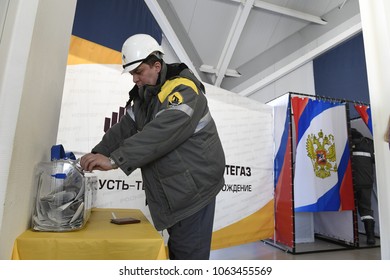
xmin=167 ymin=198 xmax=216 ymax=260
xmin=355 ymin=185 xmax=376 ymax=245
xmin=355 ymin=185 xmax=374 ymax=218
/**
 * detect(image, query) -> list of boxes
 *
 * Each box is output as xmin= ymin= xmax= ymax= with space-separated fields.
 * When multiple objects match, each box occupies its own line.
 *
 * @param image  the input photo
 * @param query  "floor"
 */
xmin=210 ymin=234 xmax=381 ymax=260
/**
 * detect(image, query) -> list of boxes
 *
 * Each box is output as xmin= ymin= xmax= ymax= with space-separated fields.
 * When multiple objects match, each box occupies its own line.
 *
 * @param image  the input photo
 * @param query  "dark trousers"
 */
xmin=167 ymin=198 xmax=216 ymax=260
xmin=355 ymin=185 xmax=374 ymax=217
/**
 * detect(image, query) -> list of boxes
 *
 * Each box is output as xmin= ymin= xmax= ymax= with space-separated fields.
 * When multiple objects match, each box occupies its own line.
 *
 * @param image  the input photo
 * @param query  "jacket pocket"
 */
xmin=160 ymin=170 xmax=200 ymax=212
xmin=201 ymin=133 xmax=225 ymax=179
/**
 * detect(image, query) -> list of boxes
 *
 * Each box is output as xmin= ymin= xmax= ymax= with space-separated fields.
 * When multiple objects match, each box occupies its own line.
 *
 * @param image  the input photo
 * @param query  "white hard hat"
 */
xmin=121 ymin=34 xmax=164 ymax=74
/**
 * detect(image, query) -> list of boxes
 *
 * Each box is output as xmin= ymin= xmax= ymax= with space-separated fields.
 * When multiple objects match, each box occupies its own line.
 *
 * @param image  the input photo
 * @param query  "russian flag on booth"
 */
xmin=291 ymin=97 xmax=355 ymax=212
xmin=354 ymin=104 xmax=373 ymax=135
xmin=271 ymin=94 xmax=294 ymax=247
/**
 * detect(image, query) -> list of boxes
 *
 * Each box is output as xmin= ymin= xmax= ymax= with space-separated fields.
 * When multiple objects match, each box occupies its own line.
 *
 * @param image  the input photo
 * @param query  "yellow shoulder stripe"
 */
xmin=158 ymin=77 xmax=199 ymax=103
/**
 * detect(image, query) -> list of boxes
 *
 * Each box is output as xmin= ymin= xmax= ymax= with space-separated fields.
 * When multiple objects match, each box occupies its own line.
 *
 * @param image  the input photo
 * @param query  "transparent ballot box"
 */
xmin=31 ymin=159 xmax=97 ymax=232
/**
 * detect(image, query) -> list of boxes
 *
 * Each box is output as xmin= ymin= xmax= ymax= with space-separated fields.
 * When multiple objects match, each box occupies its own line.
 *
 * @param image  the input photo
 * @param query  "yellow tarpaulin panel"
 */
xmin=211 ymin=200 xmax=274 ymax=250
xmin=67 ymin=35 xmax=121 ymax=65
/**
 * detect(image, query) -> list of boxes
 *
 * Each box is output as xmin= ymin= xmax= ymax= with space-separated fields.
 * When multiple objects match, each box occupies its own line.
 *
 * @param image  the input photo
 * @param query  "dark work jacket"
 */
xmin=92 ymin=62 xmax=226 ymax=230
xmin=351 ymin=136 xmax=375 ymax=186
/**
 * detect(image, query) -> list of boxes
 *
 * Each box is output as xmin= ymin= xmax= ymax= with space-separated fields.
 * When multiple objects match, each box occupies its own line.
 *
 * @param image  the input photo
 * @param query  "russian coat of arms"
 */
xmin=306 ymin=129 xmax=338 ymax=179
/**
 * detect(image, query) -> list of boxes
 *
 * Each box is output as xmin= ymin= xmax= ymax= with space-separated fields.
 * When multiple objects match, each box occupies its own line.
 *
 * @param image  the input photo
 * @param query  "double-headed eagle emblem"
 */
xmin=306 ymin=129 xmax=338 ymax=179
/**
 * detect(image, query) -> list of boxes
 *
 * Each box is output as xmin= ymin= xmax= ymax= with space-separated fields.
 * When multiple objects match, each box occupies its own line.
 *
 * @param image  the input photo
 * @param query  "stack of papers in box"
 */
xmin=32 ymin=160 xmax=97 ymax=231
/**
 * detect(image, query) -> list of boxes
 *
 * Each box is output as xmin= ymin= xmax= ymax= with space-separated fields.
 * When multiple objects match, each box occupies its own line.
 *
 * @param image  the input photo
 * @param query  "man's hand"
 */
xmin=80 ymin=153 xmax=114 ymax=172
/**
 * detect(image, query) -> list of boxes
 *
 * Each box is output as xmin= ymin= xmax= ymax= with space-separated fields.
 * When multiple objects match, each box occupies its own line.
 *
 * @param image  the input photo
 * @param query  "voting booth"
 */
xmin=269 ymin=92 xmax=378 ymax=253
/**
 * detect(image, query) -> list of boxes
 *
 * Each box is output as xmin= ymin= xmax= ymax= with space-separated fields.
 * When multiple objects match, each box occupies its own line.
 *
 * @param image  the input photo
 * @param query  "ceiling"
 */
xmin=145 ymin=0 xmax=361 ymax=98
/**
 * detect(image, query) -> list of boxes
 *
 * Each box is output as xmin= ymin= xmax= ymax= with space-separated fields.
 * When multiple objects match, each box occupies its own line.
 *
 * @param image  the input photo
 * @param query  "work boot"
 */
xmin=363 ymin=219 xmax=376 ymax=245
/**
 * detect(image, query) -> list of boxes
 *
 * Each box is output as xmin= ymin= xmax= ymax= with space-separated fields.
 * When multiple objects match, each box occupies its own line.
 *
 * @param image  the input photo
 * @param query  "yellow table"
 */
xmin=12 ymin=208 xmax=167 ymax=260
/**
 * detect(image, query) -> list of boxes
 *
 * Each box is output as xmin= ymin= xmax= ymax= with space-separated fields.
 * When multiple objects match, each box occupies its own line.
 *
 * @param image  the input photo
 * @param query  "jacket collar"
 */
xmin=126 ymin=61 xmax=204 ymax=107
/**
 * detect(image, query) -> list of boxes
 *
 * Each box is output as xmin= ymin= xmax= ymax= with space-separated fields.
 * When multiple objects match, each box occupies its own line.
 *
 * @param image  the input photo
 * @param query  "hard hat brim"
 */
xmin=122 ymin=61 xmax=142 ymax=74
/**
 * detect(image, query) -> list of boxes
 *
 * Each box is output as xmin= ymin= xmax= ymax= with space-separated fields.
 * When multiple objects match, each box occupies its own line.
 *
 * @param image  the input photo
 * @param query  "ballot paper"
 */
xmin=31 ymin=159 xmax=97 ymax=232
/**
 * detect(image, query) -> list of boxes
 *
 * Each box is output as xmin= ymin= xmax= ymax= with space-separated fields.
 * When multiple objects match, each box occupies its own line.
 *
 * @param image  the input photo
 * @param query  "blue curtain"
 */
xmin=313 ymin=33 xmax=369 ymax=118
xmin=72 ymin=0 xmax=162 ymax=52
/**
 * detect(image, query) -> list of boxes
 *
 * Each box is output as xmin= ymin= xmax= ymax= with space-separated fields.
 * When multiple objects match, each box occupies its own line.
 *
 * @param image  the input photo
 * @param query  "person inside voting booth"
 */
xmin=350 ymin=128 xmax=376 ymax=245
xmin=80 ymin=34 xmax=225 ymax=260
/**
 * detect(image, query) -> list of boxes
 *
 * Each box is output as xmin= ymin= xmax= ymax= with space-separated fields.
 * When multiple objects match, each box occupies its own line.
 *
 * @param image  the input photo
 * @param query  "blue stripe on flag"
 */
xmin=274 ymin=105 xmax=290 ymax=188
xmin=297 ymin=100 xmax=339 ymax=144
xmin=367 ymin=107 xmax=373 ymax=135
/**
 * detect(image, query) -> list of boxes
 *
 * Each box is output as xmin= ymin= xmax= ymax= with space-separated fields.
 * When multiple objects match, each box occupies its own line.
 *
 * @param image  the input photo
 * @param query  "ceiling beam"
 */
xmin=200 ymin=64 xmax=241 ymax=77
xmin=144 ymin=0 xmax=203 ymax=80
xmin=238 ymin=20 xmax=361 ymax=97
xmin=231 ymin=0 xmax=327 ymax=25
xmin=339 ymin=0 xmax=349 ymax=9
xmin=214 ymin=0 xmax=254 ymax=87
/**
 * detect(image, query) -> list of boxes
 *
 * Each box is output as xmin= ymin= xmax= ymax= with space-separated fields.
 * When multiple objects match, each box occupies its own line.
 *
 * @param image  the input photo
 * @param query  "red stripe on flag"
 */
xmin=291 ymin=97 xmax=309 ymax=141
xmin=354 ymin=105 xmax=369 ymax=125
xmin=274 ymin=128 xmax=294 ymax=247
xmin=339 ymin=159 xmax=355 ymax=211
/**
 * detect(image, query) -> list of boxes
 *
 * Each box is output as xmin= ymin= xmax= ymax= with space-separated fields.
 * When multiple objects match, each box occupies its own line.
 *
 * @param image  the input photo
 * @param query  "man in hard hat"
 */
xmin=350 ymin=128 xmax=376 ymax=245
xmin=80 ymin=34 xmax=226 ymax=259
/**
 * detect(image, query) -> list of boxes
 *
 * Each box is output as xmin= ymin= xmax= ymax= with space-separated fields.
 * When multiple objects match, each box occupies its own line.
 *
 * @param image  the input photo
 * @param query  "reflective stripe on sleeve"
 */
xmin=352 ymin=151 xmax=371 ymax=157
xmin=127 ymin=108 xmax=135 ymax=122
xmin=155 ymin=106 xmax=211 ymax=134
xmin=155 ymin=103 xmax=194 ymax=118
xmin=194 ymin=111 xmax=211 ymax=133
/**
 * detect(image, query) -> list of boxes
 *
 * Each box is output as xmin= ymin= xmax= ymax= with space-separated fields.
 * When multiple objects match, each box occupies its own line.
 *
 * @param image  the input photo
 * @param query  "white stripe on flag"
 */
xmin=294 ymin=104 xmax=348 ymax=210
